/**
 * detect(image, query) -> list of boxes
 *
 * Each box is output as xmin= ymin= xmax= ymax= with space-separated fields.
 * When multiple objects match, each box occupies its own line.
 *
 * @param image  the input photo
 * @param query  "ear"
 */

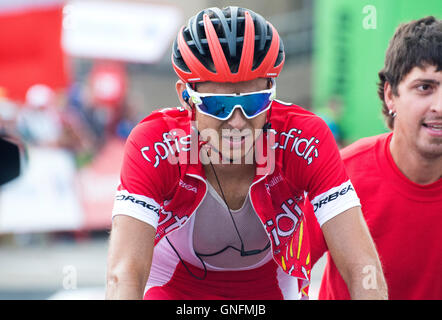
xmin=384 ymin=81 xmax=395 ymax=113
xmin=176 ymin=80 xmax=192 ymax=111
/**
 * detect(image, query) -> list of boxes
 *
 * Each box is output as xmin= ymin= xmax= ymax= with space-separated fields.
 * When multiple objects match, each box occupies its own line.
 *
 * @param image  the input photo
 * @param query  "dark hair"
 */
xmin=377 ymin=16 xmax=442 ymax=129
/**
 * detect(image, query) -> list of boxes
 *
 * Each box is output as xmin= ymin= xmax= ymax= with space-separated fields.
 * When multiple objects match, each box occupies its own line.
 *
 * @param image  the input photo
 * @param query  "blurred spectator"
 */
xmin=62 ymin=61 xmax=138 ymax=167
xmin=315 ymin=96 xmax=344 ymax=147
xmin=16 ymin=84 xmax=63 ymax=147
xmin=88 ymin=61 xmax=136 ymax=141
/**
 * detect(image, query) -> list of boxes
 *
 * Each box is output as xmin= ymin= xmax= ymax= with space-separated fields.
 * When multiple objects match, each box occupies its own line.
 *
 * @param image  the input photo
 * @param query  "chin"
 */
xmin=220 ymin=146 xmax=255 ymax=164
xmin=416 ymin=141 xmax=442 ymax=159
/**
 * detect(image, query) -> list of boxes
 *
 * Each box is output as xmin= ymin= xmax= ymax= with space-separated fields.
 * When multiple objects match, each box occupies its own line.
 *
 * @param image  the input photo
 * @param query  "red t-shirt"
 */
xmin=314 ymin=132 xmax=442 ymax=300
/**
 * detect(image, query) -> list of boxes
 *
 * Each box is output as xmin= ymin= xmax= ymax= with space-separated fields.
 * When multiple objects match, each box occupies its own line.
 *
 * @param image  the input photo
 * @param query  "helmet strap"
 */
xmin=263 ymin=105 xmax=272 ymax=132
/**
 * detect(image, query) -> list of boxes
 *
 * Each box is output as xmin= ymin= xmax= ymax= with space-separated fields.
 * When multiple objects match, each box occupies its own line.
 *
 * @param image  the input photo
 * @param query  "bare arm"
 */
xmin=321 ymin=206 xmax=388 ymax=300
xmin=106 ymin=215 xmax=156 ymax=300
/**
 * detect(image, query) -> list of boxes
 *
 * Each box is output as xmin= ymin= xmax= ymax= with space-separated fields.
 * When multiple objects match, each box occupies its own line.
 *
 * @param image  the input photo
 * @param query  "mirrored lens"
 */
xmin=198 ymin=92 xmax=273 ymax=120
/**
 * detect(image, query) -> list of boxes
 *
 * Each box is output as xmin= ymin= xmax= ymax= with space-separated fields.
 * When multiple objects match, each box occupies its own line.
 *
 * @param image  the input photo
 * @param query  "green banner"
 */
xmin=313 ymin=0 xmax=442 ymax=144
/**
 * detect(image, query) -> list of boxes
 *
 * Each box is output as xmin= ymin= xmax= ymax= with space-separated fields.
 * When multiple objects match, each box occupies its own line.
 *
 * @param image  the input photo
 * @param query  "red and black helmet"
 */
xmin=172 ymin=6 xmax=285 ymax=83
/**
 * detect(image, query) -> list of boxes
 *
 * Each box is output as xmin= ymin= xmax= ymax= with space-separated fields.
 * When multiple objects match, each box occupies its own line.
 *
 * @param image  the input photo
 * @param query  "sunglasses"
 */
xmin=184 ymin=79 xmax=276 ymax=120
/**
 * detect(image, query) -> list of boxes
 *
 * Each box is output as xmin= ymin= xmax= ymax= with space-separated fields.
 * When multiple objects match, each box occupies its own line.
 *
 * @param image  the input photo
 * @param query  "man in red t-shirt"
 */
xmin=311 ymin=16 xmax=442 ymax=300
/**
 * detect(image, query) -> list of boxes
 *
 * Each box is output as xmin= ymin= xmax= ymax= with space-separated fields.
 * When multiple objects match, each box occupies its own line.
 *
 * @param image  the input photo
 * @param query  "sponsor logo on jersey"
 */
xmin=158 ymin=208 xmax=189 ymax=234
xmin=115 ymin=194 xmax=160 ymax=216
xmin=264 ymin=174 xmax=283 ymax=194
xmin=265 ymin=174 xmax=283 ymax=189
xmin=266 ymin=197 xmax=303 ymax=246
xmin=269 ymin=128 xmax=319 ymax=165
xmin=139 ymin=124 xmax=320 ymax=169
xmin=179 ymin=180 xmax=197 ymax=193
xmin=311 ymin=183 xmax=355 ymax=212
xmin=141 ymin=130 xmax=192 ymax=168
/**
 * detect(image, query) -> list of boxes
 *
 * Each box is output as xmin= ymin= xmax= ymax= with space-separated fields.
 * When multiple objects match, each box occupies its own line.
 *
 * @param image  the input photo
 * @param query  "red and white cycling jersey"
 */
xmin=144 ymin=182 xmax=300 ymax=299
xmin=112 ymin=100 xmax=361 ymax=299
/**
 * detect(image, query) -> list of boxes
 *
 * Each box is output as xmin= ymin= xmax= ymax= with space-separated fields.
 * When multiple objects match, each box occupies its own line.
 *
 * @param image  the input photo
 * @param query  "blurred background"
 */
xmin=0 ymin=0 xmax=440 ymax=300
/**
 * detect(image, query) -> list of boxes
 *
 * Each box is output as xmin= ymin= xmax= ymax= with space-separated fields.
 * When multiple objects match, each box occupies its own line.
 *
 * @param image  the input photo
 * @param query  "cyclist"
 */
xmin=106 ymin=6 xmax=387 ymax=300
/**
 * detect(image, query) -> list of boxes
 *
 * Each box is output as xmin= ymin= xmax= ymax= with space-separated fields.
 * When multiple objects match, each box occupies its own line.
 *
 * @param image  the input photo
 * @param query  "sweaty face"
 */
xmin=389 ymin=65 xmax=442 ymax=159
xmin=194 ymin=78 xmax=270 ymax=163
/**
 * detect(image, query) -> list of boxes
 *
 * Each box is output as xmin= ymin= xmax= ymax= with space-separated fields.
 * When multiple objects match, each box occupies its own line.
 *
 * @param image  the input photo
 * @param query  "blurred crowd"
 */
xmin=0 ymin=61 xmax=138 ymax=169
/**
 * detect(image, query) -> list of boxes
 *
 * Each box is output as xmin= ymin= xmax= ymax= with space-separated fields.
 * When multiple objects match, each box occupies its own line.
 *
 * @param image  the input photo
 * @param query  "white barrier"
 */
xmin=0 ymin=147 xmax=83 ymax=233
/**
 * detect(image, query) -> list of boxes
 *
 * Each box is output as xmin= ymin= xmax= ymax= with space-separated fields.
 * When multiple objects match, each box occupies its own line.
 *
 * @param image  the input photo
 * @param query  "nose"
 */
xmin=431 ymin=87 xmax=442 ymax=113
xmin=225 ymin=107 xmax=248 ymax=130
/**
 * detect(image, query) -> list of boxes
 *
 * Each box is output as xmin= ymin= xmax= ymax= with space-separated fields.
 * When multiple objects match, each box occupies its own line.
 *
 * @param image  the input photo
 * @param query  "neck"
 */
xmin=203 ymin=158 xmax=256 ymax=211
xmin=389 ymin=134 xmax=442 ymax=185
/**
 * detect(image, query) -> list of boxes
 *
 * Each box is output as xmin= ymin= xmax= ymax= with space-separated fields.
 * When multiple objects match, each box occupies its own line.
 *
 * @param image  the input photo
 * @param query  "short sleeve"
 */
xmin=112 ymin=118 xmax=179 ymax=229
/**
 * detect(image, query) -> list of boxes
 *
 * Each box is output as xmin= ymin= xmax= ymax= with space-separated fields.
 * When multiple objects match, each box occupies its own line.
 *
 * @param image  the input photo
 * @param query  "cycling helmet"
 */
xmin=172 ymin=6 xmax=285 ymax=83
